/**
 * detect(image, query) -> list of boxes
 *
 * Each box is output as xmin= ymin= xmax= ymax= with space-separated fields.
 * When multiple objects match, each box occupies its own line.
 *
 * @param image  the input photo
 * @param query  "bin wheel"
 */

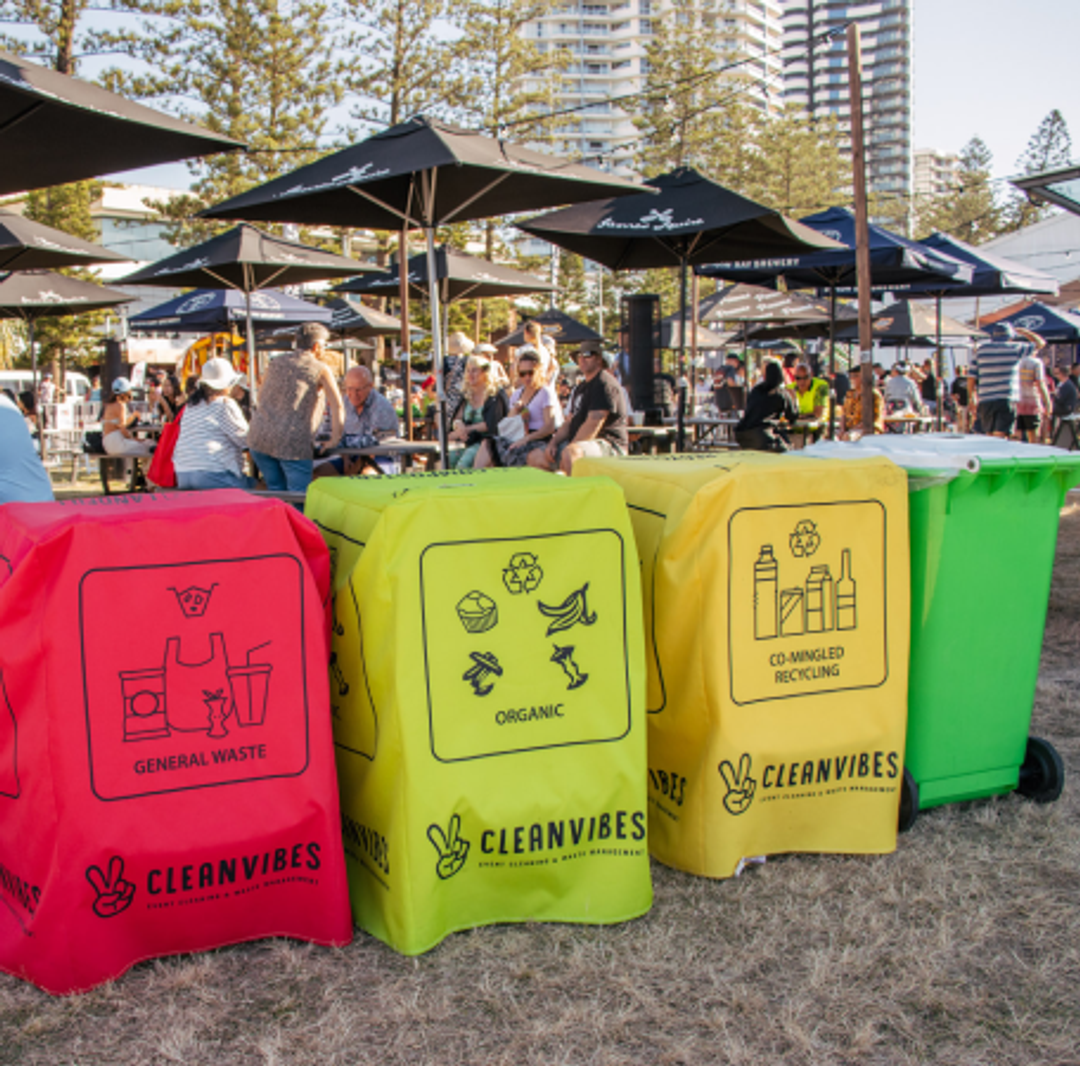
xmin=1016 ymin=736 xmax=1065 ymax=804
xmin=898 ymin=767 xmax=919 ymax=833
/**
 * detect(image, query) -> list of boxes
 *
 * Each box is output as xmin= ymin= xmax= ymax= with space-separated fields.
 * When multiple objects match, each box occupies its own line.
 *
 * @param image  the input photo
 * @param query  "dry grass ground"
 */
xmin=3 ymin=502 xmax=1080 ymax=1065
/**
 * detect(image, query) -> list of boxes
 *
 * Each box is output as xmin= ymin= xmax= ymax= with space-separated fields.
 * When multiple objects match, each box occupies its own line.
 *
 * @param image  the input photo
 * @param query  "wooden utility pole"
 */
xmin=847 ymin=23 xmax=876 ymax=435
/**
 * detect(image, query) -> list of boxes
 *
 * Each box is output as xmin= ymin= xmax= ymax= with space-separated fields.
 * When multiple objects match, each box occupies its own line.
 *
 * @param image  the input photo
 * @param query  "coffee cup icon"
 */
xmin=227 ymin=663 xmax=272 ymax=727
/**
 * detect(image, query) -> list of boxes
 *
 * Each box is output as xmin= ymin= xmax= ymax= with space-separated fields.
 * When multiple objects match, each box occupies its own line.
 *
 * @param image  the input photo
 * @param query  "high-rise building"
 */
xmin=781 ymin=0 xmax=913 ymax=217
xmin=913 ymin=147 xmax=960 ymax=200
xmin=518 ymin=0 xmax=784 ymax=173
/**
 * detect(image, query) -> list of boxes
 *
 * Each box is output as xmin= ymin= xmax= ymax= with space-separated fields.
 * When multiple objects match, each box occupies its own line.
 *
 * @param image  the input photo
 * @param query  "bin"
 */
xmin=305 ymin=468 xmax=651 ymax=955
xmin=0 ymin=491 xmax=352 ymax=994
xmin=572 ymin=452 xmax=912 ymax=880
xmin=806 ymin=435 xmax=1080 ymax=823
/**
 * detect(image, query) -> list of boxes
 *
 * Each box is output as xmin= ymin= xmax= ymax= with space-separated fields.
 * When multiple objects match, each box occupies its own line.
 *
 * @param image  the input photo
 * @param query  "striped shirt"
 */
xmin=972 ymin=340 xmax=1033 ymax=403
xmin=173 ymin=397 xmax=249 ymax=477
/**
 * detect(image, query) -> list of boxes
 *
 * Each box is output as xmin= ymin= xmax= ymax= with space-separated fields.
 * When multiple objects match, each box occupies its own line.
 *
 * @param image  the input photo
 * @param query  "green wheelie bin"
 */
xmin=806 ymin=436 xmax=1080 ymax=828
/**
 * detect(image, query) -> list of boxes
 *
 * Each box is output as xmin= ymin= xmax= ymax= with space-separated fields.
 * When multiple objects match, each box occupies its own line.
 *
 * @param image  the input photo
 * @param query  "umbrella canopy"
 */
xmin=699 ymin=283 xmax=837 ymax=325
xmin=0 ymin=211 xmax=128 ymax=271
xmin=323 ymin=297 xmax=414 ymax=338
xmin=659 ymin=315 xmax=729 ymax=350
xmin=889 ymin=232 xmax=1060 ymax=299
xmin=0 ymin=269 xmax=129 ymax=320
xmin=118 ymin=224 xmax=374 ymax=394
xmin=200 ymin=115 xmax=646 ymax=229
xmin=128 ymin=287 xmax=331 ymax=332
xmin=697 ymin=207 xmax=973 ymax=291
xmin=499 ymin=307 xmax=601 ymax=348
xmin=0 ymin=50 xmax=240 ymax=196
xmin=335 ymin=247 xmax=552 ymax=302
xmin=985 ymin=302 xmax=1080 ymax=343
xmin=836 ymin=302 xmax=985 ymax=342
xmin=515 ymin=167 xmax=839 ymax=271
xmin=118 ymin=223 xmax=374 ymax=290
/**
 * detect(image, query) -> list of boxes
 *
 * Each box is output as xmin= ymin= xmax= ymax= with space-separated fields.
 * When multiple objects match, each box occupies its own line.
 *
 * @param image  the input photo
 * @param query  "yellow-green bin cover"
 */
xmin=573 ymin=452 xmax=911 ymax=880
xmin=306 ymin=468 xmax=651 ymax=954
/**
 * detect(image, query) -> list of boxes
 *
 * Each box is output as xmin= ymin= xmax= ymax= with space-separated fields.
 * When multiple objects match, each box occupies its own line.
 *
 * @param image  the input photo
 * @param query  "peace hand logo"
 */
xmin=427 ymin=814 xmax=470 ymax=880
xmin=718 ymin=754 xmax=756 ymax=816
xmin=85 ymin=856 xmax=136 ymax=918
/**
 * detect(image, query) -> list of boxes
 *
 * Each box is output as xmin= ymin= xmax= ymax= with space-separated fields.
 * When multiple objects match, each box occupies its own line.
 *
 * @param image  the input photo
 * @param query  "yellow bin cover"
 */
xmin=306 ymin=468 xmax=651 ymax=953
xmin=574 ymin=452 xmax=910 ymax=879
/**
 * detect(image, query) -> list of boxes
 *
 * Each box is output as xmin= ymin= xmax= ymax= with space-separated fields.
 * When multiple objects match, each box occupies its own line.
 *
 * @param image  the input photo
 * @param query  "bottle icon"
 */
xmin=753 ymin=545 xmax=778 ymax=640
xmin=805 ymin=564 xmax=834 ymax=634
xmin=836 ymin=549 xmax=857 ymax=631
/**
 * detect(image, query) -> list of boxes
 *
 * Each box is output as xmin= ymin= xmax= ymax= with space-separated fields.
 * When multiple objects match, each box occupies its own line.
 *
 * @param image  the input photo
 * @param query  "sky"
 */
xmin=913 ymin=0 xmax=1080 ymax=174
xmin=76 ymin=0 xmax=1080 ymax=191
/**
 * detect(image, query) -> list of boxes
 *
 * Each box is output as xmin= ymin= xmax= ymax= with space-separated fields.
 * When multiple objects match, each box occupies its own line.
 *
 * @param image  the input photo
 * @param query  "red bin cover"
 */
xmin=0 ymin=490 xmax=352 ymax=993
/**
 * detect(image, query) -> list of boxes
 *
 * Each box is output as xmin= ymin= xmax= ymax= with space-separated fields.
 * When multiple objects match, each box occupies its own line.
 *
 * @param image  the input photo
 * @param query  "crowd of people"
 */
xmin=4 ymin=313 xmax=1080 ymax=505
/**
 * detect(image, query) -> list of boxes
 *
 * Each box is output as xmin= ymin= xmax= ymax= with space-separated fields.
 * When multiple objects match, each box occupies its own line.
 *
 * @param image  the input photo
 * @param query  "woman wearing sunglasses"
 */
xmin=477 ymin=346 xmax=563 ymax=468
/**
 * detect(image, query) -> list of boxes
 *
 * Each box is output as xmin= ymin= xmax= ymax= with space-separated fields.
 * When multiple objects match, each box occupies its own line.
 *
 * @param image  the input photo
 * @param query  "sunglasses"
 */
xmin=518 ymin=369 xmax=534 ymax=377
xmin=795 ymin=374 xmax=810 ymax=381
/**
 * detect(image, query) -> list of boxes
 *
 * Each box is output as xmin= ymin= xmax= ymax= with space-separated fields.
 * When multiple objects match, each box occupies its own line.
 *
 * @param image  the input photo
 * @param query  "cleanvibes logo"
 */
xmin=426 ymin=808 xmax=647 ymax=880
xmin=85 ymin=841 xmax=323 ymax=917
xmin=718 ymin=748 xmax=901 ymax=816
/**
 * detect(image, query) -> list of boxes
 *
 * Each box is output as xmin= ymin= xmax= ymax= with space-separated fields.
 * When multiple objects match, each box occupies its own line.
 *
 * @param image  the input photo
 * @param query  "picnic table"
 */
xmin=627 ymin=425 xmax=673 ymax=455
xmin=1051 ymin=414 xmax=1080 ymax=451
xmin=670 ymin=414 xmax=741 ymax=449
xmin=324 ymin=439 xmax=439 ymax=474
xmin=883 ymin=413 xmax=934 ymax=435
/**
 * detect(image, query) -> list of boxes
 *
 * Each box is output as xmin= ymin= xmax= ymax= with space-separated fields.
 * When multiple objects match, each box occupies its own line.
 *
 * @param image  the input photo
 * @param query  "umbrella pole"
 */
xmin=244 ymin=286 xmax=257 ymax=406
xmin=30 ymin=318 xmax=42 ymax=457
xmin=677 ymin=255 xmax=688 ymax=452
xmin=425 ymin=226 xmax=448 ymax=467
xmin=935 ymin=294 xmax=943 ymax=431
xmin=828 ymin=288 xmax=837 ymax=440
xmin=690 ymin=271 xmax=699 ymax=417
xmin=400 ymin=223 xmax=413 ymax=442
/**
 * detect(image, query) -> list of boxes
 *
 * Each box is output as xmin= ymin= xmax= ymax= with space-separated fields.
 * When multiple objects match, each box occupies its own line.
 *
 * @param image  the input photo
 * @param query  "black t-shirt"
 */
xmin=950 ymin=377 xmax=969 ymax=406
xmin=833 ymin=372 xmax=851 ymax=404
xmin=920 ymin=372 xmax=938 ymax=402
xmin=737 ymin=382 xmax=798 ymax=431
xmin=568 ymin=370 xmax=628 ymax=452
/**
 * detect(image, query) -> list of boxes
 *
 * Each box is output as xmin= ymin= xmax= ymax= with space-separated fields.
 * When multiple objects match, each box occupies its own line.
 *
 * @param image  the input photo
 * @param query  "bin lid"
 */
xmin=803 ymin=434 xmax=1080 ymax=482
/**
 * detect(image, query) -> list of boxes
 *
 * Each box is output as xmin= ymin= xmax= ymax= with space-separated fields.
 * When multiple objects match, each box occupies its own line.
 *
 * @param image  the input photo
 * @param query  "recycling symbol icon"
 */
xmin=502 ymin=552 xmax=543 ymax=594
xmin=789 ymin=520 xmax=821 ymax=558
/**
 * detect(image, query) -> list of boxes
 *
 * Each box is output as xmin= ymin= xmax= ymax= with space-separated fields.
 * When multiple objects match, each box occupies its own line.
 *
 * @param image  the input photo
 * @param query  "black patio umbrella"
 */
xmin=0 ymin=270 xmax=129 ymax=449
xmin=118 ymin=224 xmax=374 ymax=392
xmin=659 ymin=315 xmax=729 ymax=350
xmin=128 ymin=287 xmax=333 ymax=332
xmin=200 ymin=114 xmax=646 ymax=464
xmin=335 ymin=246 xmax=553 ymax=303
xmin=836 ymin=301 xmax=985 ymax=343
xmin=0 ymin=50 xmax=241 ymax=196
xmin=516 ymin=167 xmax=841 ymax=446
xmin=323 ymin=297 xmax=415 ymax=339
xmin=0 ymin=211 xmax=128 ymax=271
xmin=499 ymin=307 xmax=601 ymax=349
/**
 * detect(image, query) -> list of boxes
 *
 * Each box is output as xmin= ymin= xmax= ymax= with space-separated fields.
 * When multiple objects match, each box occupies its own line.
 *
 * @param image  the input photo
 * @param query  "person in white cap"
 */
xmin=101 ymin=376 xmax=154 ymax=457
xmin=172 ymin=356 xmax=252 ymax=490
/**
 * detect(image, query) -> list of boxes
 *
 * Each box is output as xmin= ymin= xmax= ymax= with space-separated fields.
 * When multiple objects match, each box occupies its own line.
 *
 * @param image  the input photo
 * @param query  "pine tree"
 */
xmin=740 ymin=104 xmax=848 ymax=218
xmin=344 ymin=0 xmax=466 ymax=129
xmin=915 ymin=137 xmax=1002 ymax=243
xmin=0 ymin=0 xmax=104 ymax=72
xmin=1003 ymin=109 xmax=1073 ymax=232
xmin=22 ymin=181 xmax=108 ymax=372
xmin=105 ymin=0 xmax=343 ymax=244
xmin=633 ymin=0 xmax=740 ymax=177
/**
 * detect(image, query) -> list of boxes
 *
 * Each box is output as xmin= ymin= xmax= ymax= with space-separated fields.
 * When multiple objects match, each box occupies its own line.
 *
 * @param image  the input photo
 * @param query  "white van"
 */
xmin=0 ymin=369 xmax=92 ymax=401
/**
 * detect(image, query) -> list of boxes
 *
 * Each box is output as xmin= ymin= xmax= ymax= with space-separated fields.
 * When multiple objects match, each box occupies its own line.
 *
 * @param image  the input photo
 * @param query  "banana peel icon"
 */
xmin=538 ymin=583 xmax=597 ymax=637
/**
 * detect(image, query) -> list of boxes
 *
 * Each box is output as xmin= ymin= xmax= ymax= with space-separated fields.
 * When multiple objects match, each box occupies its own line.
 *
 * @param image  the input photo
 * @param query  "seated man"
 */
xmin=0 ymin=391 xmax=53 ymax=503
xmin=317 ymin=365 xmax=399 ymax=476
xmin=883 ymin=362 xmax=922 ymax=412
xmin=790 ymin=363 xmax=830 ymax=421
xmin=528 ymin=340 xmax=628 ymax=475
